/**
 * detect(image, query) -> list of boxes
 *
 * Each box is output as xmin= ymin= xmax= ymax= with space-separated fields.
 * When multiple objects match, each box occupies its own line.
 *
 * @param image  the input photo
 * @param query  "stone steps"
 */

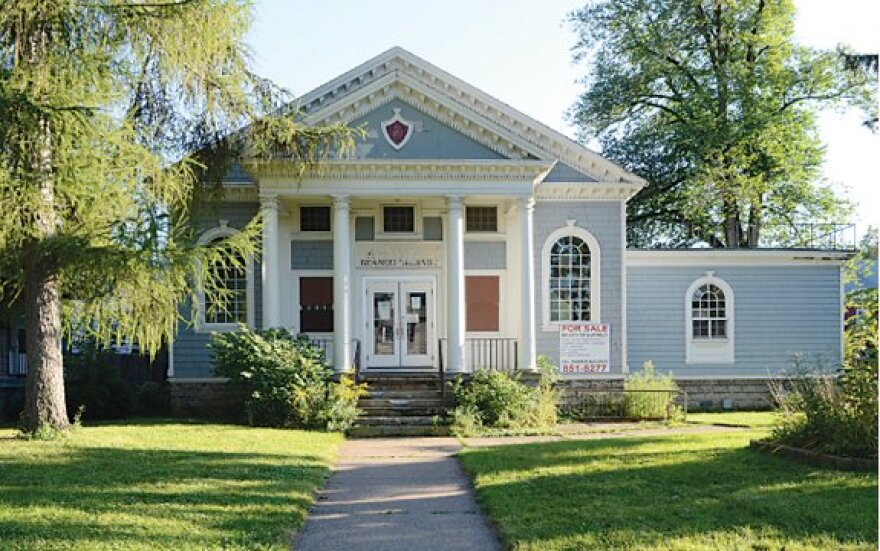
xmin=351 ymin=376 xmax=451 ymax=437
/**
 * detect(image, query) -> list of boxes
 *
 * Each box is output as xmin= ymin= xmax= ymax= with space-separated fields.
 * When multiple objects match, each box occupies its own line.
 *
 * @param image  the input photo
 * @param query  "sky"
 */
xmin=246 ymin=1 xmax=878 ymax=236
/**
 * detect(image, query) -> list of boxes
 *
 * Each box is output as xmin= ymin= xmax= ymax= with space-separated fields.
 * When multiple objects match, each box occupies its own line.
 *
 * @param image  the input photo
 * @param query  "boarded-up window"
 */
xmin=465 ymin=275 xmax=499 ymax=332
xmin=300 ymin=277 xmax=333 ymax=332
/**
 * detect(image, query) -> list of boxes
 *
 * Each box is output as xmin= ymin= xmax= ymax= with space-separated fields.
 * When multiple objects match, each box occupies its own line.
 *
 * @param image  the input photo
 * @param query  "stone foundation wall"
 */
xmin=169 ymin=380 xmax=236 ymax=419
xmin=555 ymin=377 xmax=776 ymax=412
xmin=675 ymin=379 xmax=777 ymax=411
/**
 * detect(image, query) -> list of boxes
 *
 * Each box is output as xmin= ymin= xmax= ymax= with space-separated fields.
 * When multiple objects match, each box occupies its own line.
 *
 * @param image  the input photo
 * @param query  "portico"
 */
xmin=248 ymin=159 xmax=552 ymax=375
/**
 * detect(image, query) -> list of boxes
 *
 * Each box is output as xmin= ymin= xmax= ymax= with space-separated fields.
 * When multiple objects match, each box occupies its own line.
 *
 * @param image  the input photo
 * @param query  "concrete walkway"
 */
xmin=292 ymin=438 xmax=502 ymax=551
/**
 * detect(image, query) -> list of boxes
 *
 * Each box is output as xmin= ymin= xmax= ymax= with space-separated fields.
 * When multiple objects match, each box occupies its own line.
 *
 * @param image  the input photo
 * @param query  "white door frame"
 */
xmin=362 ymin=275 xmax=436 ymax=370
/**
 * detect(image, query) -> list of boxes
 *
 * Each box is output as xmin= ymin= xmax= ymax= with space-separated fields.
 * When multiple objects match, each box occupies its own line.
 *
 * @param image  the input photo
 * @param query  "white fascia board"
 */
xmin=627 ymin=249 xmax=854 ymax=266
xmin=260 ymin=178 xmax=536 ymax=198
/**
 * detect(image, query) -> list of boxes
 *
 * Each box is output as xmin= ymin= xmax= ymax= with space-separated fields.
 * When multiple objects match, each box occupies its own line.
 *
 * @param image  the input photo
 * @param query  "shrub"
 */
xmin=63 ymin=341 xmax=169 ymax=420
xmin=624 ymin=361 xmax=679 ymax=419
xmin=770 ymin=288 xmax=877 ymax=460
xmin=210 ymin=327 xmax=366 ymax=431
xmin=771 ymin=358 xmax=877 ymax=460
xmin=65 ymin=344 xmax=136 ymax=419
xmin=450 ymin=356 xmax=558 ymax=436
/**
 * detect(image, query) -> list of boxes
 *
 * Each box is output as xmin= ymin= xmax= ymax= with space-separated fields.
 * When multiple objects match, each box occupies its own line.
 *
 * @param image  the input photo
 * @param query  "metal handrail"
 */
xmin=352 ymin=338 xmax=361 ymax=382
xmin=639 ymin=222 xmax=857 ymax=251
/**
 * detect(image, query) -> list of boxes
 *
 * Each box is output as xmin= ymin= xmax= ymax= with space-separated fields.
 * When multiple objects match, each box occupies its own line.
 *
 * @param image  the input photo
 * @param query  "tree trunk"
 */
xmin=22 ymin=88 xmax=68 ymax=431
xmin=723 ymin=204 xmax=741 ymax=249
xmin=747 ymin=203 xmax=762 ymax=248
xmin=23 ymin=263 xmax=69 ymax=432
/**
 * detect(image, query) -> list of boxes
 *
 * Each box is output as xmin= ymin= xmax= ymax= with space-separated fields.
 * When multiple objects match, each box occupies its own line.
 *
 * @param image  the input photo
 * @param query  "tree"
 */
xmin=568 ymin=0 xmax=876 ymax=248
xmin=0 ymin=1 xmax=357 ymax=433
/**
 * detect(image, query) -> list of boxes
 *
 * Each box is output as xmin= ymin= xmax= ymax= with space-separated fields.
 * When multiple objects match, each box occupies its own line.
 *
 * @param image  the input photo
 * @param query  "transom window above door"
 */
xmin=383 ymin=206 xmax=415 ymax=233
xmin=465 ymin=206 xmax=498 ymax=232
xmin=300 ymin=206 xmax=331 ymax=232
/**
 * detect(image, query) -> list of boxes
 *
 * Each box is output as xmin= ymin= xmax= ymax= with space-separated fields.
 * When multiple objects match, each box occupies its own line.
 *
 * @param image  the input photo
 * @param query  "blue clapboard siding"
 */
xmin=464 ymin=242 xmax=506 ymax=269
xmin=627 ymin=265 xmax=842 ymax=377
xmin=291 ymin=240 xmax=334 ymax=269
xmin=533 ymin=201 xmax=624 ymax=371
xmin=350 ymin=98 xmax=507 ymax=160
xmin=542 ymin=162 xmax=597 ymax=183
xmin=173 ymin=202 xmax=261 ymax=379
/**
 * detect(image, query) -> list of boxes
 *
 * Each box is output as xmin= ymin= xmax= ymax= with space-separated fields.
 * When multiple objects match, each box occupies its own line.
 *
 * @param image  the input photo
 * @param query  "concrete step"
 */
xmin=358 ymin=397 xmax=444 ymax=408
xmin=356 ymin=415 xmax=441 ymax=426
xmin=347 ymin=424 xmax=451 ymax=438
xmin=365 ymin=389 xmax=444 ymax=400
xmin=359 ymin=406 xmax=446 ymax=417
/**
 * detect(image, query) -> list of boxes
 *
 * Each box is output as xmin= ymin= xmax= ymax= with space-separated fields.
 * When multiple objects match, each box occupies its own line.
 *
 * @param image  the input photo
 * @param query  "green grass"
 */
xmin=0 ymin=420 xmax=342 ymax=550
xmin=459 ymin=430 xmax=878 ymax=550
xmin=686 ymin=410 xmax=781 ymax=428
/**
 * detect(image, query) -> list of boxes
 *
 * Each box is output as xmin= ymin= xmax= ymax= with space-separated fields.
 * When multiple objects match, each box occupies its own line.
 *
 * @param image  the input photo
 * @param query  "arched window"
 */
xmin=691 ymin=284 xmax=727 ymax=339
xmin=196 ymin=225 xmax=254 ymax=331
xmin=542 ymin=225 xmax=601 ymax=328
xmin=685 ymin=275 xmax=734 ymax=363
xmin=204 ymin=245 xmax=248 ymax=325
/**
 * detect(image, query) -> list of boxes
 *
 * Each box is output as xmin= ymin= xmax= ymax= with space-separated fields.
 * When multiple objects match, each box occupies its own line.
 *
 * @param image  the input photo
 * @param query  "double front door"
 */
xmin=365 ymin=279 xmax=434 ymax=368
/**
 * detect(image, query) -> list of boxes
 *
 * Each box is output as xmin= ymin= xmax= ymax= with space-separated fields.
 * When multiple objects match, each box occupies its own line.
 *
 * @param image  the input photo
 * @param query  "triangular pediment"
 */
xmin=287 ymin=47 xmax=645 ymax=186
xmin=348 ymin=98 xmax=510 ymax=160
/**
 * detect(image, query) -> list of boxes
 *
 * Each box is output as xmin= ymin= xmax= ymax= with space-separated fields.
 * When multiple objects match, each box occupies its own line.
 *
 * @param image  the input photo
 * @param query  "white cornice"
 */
xmin=536 ymin=182 xmax=642 ymax=202
xmin=289 ymin=47 xmax=648 ymax=188
xmin=627 ymin=249 xmax=853 ymax=266
xmin=243 ymin=159 xmax=554 ymax=182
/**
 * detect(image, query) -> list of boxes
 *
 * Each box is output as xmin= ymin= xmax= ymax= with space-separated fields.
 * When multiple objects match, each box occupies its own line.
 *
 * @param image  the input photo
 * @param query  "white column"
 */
xmin=261 ymin=194 xmax=281 ymax=329
xmin=446 ymin=195 xmax=466 ymax=373
xmin=519 ymin=196 xmax=537 ymax=371
xmin=332 ymin=194 xmax=352 ymax=373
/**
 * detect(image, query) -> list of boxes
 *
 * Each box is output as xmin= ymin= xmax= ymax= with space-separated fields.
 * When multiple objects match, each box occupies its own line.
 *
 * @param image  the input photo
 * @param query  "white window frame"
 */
xmin=295 ymin=204 xmax=333 ymax=237
xmin=685 ymin=274 xmax=735 ymax=364
xmin=379 ymin=204 xmax=420 ymax=238
xmin=541 ymin=224 xmax=601 ymax=331
xmin=464 ymin=205 xmax=501 ymax=234
xmin=194 ymin=225 xmax=256 ymax=333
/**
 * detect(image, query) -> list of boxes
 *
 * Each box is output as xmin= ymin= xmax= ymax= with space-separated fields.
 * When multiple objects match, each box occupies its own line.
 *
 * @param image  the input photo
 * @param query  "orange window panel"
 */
xmin=465 ymin=276 xmax=499 ymax=332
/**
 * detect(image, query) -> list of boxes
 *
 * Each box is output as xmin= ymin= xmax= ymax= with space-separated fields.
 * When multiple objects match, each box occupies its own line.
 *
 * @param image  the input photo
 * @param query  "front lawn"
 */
xmin=459 ymin=430 xmax=877 ymax=550
xmin=0 ymin=420 xmax=342 ymax=550
xmin=686 ymin=410 xmax=780 ymax=428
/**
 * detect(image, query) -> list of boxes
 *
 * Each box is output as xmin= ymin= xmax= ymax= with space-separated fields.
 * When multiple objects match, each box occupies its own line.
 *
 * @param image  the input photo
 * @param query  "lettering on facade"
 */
xmin=356 ymin=242 xmax=442 ymax=269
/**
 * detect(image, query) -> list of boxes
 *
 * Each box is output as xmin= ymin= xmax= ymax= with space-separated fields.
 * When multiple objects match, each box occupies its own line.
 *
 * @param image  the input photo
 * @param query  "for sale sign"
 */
xmin=559 ymin=323 xmax=610 ymax=373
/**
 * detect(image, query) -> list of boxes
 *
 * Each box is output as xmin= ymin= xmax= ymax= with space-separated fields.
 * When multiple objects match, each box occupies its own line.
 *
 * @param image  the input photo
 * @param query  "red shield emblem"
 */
xmin=381 ymin=108 xmax=413 ymax=150
xmin=385 ymin=120 xmax=410 ymax=146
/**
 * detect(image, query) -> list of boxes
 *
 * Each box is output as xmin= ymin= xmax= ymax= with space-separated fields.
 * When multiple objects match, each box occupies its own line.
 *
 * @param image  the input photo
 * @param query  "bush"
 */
xmin=770 ymin=289 xmax=878 ymax=460
xmin=772 ymin=360 xmax=877 ymax=460
xmin=65 ymin=344 xmax=136 ymax=419
xmin=63 ymin=342 xmax=169 ymax=420
xmin=450 ymin=356 xmax=558 ymax=436
xmin=624 ymin=361 xmax=679 ymax=419
xmin=210 ymin=327 xmax=366 ymax=431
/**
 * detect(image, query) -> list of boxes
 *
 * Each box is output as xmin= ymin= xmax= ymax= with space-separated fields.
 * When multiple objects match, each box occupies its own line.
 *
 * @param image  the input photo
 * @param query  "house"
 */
xmin=167 ymin=47 xmax=851 ymax=414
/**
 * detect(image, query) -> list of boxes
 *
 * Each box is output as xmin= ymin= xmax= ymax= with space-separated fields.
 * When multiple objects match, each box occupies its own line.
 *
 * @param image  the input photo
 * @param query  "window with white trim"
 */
xmin=542 ymin=225 xmax=601 ymax=327
xmin=196 ymin=225 xmax=254 ymax=331
xmin=465 ymin=206 xmax=497 ymax=232
xmin=204 ymin=243 xmax=248 ymax=325
xmin=691 ymin=283 xmax=727 ymax=339
xmin=685 ymin=275 xmax=734 ymax=363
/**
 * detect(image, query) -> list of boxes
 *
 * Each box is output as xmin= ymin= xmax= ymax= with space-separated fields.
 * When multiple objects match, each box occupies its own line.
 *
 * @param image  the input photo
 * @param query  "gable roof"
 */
xmin=287 ymin=47 xmax=646 ymax=188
